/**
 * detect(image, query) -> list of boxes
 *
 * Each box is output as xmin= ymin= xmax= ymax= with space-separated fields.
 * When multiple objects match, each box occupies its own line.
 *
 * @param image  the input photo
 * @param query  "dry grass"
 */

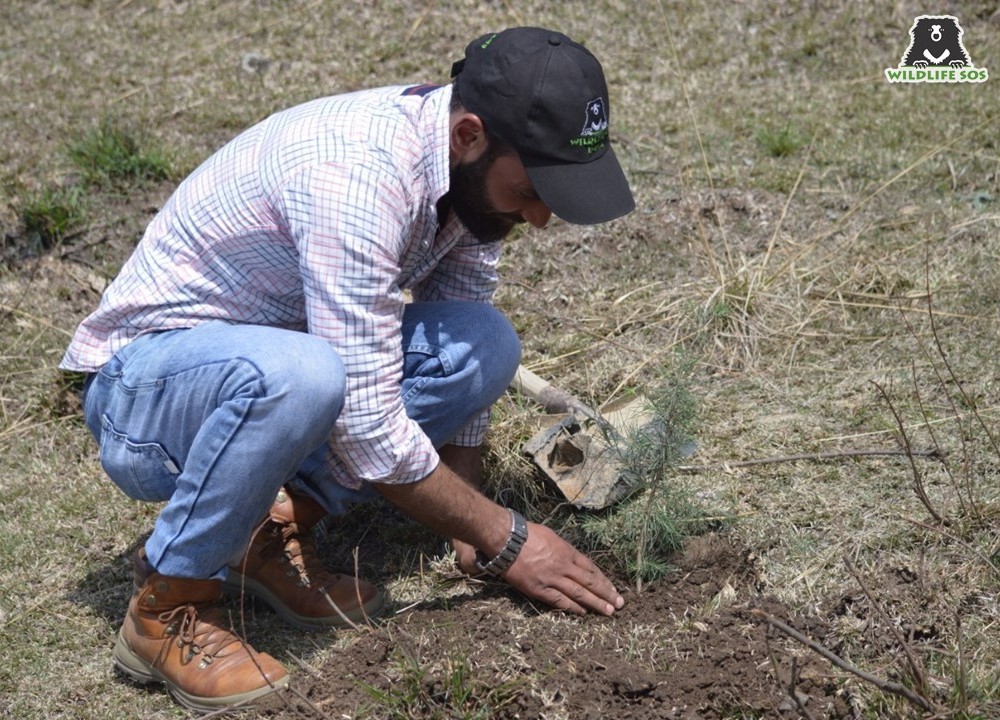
xmin=2 ymin=1 xmax=1000 ymax=718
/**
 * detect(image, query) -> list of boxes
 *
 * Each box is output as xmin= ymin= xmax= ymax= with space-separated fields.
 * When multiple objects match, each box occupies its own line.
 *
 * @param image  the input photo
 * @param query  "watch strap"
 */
xmin=474 ymin=510 xmax=528 ymax=577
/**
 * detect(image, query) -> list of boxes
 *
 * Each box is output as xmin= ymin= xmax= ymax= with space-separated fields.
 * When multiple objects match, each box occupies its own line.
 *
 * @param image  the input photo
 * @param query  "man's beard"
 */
xmin=447 ymin=152 xmax=524 ymax=244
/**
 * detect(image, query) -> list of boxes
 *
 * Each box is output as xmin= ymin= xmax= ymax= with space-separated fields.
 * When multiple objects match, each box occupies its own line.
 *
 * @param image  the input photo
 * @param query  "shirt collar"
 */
xmin=419 ymin=84 xmax=453 ymax=206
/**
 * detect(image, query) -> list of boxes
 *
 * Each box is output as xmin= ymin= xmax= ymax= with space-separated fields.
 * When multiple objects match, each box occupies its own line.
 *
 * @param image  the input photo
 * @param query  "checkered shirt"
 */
xmin=60 ymin=84 xmax=501 ymax=487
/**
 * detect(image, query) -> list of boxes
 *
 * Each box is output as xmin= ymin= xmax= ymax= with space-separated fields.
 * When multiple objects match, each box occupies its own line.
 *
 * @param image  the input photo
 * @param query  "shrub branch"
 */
xmin=871 ymin=380 xmax=946 ymax=525
xmin=842 ymin=555 xmax=928 ymax=699
xmin=753 ymin=609 xmax=935 ymax=714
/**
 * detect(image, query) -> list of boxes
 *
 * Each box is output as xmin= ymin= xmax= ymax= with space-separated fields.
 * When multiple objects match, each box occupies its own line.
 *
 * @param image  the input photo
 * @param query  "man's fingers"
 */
xmin=499 ymin=521 xmax=625 ymax=616
xmin=558 ymin=573 xmax=619 ymax=616
xmin=530 ymin=573 xmax=619 ymax=616
xmin=533 ymin=584 xmax=587 ymax=616
xmin=526 ymin=555 xmax=623 ymax=616
xmin=566 ymin=552 xmax=625 ymax=611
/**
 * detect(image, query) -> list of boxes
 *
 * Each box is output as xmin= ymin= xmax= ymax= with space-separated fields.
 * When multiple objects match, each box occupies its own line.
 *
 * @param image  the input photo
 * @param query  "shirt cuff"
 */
xmin=449 ymin=408 xmax=490 ymax=447
xmin=327 ymin=417 xmax=440 ymax=489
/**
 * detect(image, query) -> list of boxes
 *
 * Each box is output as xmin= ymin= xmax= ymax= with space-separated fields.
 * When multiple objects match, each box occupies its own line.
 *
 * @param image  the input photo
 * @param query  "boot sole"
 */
xmin=223 ymin=572 xmax=387 ymax=631
xmin=113 ymin=630 xmax=288 ymax=713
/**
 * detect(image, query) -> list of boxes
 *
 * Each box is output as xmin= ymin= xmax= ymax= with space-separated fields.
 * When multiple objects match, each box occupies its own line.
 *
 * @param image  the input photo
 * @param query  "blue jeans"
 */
xmin=82 ymin=301 xmax=520 ymax=580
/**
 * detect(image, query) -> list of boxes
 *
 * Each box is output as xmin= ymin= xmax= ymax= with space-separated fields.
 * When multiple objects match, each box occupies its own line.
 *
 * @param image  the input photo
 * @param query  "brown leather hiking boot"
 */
xmin=115 ymin=561 xmax=288 ymax=713
xmin=225 ymin=487 xmax=386 ymax=630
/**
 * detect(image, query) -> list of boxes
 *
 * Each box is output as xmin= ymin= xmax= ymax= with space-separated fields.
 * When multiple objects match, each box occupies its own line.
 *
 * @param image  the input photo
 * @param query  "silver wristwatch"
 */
xmin=474 ymin=510 xmax=528 ymax=577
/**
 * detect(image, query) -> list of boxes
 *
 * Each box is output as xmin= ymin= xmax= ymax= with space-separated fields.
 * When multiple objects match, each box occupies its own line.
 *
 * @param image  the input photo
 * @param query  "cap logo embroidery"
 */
xmin=568 ymin=98 xmax=609 ymax=155
xmin=582 ymin=98 xmax=608 ymax=135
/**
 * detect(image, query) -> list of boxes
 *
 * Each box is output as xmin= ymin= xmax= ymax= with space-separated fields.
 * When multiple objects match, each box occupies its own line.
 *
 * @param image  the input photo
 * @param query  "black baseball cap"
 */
xmin=451 ymin=27 xmax=635 ymax=225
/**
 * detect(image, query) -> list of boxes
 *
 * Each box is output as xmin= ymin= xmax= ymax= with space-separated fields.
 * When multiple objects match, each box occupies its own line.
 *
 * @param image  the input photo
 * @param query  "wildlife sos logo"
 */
xmin=570 ymin=97 xmax=610 ymax=155
xmin=885 ymin=15 xmax=988 ymax=83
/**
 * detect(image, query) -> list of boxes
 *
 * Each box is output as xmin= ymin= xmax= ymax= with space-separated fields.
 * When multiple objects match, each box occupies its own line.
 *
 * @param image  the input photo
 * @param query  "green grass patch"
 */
xmin=67 ymin=117 xmax=173 ymax=190
xmin=756 ymin=123 xmax=807 ymax=158
xmin=18 ymin=185 xmax=86 ymax=250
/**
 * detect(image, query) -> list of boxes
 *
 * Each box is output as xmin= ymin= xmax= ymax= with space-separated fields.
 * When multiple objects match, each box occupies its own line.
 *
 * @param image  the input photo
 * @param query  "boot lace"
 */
xmin=267 ymin=521 xmax=342 ymax=590
xmin=160 ymin=603 xmax=246 ymax=666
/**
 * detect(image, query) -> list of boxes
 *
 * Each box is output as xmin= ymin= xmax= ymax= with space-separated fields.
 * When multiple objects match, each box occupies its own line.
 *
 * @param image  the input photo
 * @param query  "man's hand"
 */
xmin=374 ymin=447 xmax=624 ymax=617
xmin=503 ymin=522 xmax=623 ymax=616
xmin=452 ymin=526 xmax=623 ymax=616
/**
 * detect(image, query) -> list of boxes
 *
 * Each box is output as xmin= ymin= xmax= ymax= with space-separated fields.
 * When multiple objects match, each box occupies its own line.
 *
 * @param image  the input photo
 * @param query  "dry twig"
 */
xmin=788 ymin=657 xmax=819 ymax=720
xmin=843 ymin=555 xmax=928 ymax=698
xmin=678 ymin=447 xmax=941 ymax=473
xmin=901 ymin=515 xmax=1000 ymax=581
xmin=956 ymin=612 xmax=968 ymax=713
xmin=871 ymin=380 xmax=947 ymax=525
xmin=763 ymin=630 xmax=819 ymax=720
xmin=288 ymin=685 xmax=335 ymax=720
xmin=753 ymin=608 xmax=935 ymax=714
xmin=897 ymin=260 xmax=986 ymax=520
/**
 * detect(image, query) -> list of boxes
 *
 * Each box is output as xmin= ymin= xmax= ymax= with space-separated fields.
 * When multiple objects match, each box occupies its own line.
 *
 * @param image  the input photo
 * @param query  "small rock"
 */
xmin=242 ymin=52 xmax=271 ymax=74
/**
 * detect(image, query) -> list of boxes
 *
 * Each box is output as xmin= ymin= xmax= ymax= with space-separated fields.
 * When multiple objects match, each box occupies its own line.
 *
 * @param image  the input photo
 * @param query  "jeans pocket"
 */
xmin=402 ymin=345 xmax=449 ymax=381
xmin=99 ymin=414 xmax=179 ymax=502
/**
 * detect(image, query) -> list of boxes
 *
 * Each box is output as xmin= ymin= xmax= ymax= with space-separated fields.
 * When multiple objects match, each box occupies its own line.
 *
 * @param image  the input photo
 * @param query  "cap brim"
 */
xmin=524 ymin=146 xmax=635 ymax=225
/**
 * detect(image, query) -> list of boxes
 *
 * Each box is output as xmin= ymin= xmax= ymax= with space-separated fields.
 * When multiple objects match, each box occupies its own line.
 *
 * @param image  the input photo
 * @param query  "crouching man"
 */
xmin=62 ymin=26 xmax=634 ymax=712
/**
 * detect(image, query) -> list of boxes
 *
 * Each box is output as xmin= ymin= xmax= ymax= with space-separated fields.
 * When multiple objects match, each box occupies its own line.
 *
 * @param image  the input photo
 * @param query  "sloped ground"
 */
xmin=256 ymin=533 xmax=849 ymax=720
xmin=2 ymin=2 xmax=999 ymax=719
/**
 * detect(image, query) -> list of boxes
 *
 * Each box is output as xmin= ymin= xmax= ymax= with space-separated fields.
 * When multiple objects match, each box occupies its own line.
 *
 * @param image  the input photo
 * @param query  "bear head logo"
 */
xmin=900 ymin=15 xmax=972 ymax=68
xmin=582 ymin=98 xmax=609 ymax=136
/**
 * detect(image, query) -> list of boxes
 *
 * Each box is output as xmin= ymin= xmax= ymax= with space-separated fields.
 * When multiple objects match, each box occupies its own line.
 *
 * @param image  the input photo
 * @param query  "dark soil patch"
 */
xmin=258 ymin=533 xmax=851 ymax=719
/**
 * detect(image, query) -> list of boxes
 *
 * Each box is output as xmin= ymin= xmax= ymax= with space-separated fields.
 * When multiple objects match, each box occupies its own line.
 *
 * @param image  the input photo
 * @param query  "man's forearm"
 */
xmin=372 ymin=455 xmax=508 ymax=558
xmin=437 ymin=444 xmax=482 ymax=489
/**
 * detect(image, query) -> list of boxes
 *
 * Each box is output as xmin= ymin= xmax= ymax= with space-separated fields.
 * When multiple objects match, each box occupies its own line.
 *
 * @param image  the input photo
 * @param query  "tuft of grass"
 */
xmin=10 ymin=116 xmax=173 ymax=263
xmin=67 ymin=117 xmax=172 ymax=190
xmin=756 ymin=123 xmax=806 ymax=158
xmin=18 ymin=185 xmax=86 ymax=250
xmin=358 ymin=646 xmax=520 ymax=720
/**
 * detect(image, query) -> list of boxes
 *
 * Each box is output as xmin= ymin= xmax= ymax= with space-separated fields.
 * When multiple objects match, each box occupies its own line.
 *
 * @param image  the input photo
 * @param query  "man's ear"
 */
xmin=450 ymin=113 xmax=489 ymax=165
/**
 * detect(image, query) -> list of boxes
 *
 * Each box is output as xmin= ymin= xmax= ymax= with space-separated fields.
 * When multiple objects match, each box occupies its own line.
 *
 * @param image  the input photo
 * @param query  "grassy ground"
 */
xmin=2 ymin=1 xmax=999 ymax=718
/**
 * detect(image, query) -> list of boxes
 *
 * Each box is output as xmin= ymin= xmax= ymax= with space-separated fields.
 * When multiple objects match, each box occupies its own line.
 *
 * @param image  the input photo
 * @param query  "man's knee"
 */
xmin=262 ymin=334 xmax=346 ymax=429
xmin=470 ymin=304 xmax=521 ymax=398
xmin=401 ymin=301 xmax=520 ymax=405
